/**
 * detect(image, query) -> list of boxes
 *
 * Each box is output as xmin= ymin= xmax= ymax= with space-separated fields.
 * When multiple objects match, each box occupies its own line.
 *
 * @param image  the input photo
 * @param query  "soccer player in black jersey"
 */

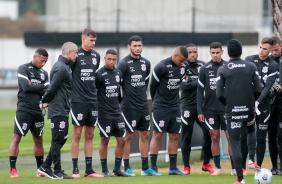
xmin=96 ymin=49 xmax=129 ymax=177
xmin=245 ymin=37 xmax=278 ymax=169
xmin=70 ymin=29 xmax=103 ymax=178
xmin=117 ymin=35 xmax=159 ymax=176
xmin=37 ymin=42 xmax=78 ymax=179
xmin=149 ymin=46 xmax=188 ymax=175
xmin=9 ymin=48 xmax=49 ymax=178
xmin=216 ymin=39 xmax=261 ymax=184
xmin=180 ymin=43 xmax=213 ymax=174
xmin=268 ymin=35 xmax=282 ymax=175
xmin=197 ymin=42 xmax=234 ymax=176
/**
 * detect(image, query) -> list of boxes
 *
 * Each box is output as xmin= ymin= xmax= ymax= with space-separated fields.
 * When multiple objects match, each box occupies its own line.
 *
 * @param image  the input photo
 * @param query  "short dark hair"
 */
xmin=35 ymin=48 xmax=48 ymax=57
xmin=82 ymin=28 xmax=97 ymax=38
xmin=106 ymin=49 xmax=117 ymax=55
xmin=179 ymin=46 xmax=188 ymax=58
xmin=209 ymin=42 xmax=222 ymax=50
xmin=128 ymin=35 xmax=142 ymax=45
xmin=271 ymin=35 xmax=282 ymax=45
xmin=261 ymin=37 xmax=274 ymax=46
xmin=185 ymin=43 xmax=197 ymax=48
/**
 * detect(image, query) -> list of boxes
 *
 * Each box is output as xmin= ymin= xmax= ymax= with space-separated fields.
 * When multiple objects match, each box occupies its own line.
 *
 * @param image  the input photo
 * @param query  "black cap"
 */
xmin=227 ymin=39 xmax=242 ymax=57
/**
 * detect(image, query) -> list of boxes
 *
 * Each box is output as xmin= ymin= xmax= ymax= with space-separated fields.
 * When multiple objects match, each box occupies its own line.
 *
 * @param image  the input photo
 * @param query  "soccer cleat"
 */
xmin=36 ymin=171 xmax=46 ymax=177
xmin=210 ymin=168 xmax=221 ymax=176
xmin=72 ymin=168 xmax=80 ymax=178
xmin=230 ymin=169 xmax=237 ymax=176
xmin=202 ymin=163 xmax=215 ymax=173
xmin=37 ymin=166 xmax=54 ymax=178
xmin=10 ymin=168 xmax=19 ymax=178
xmin=124 ymin=168 xmax=136 ymax=177
xmin=84 ymin=169 xmax=104 ymax=178
xmin=242 ymin=168 xmax=247 ymax=176
xmin=101 ymin=170 xmax=111 ymax=177
xmin=151 ymin=167 xmax=159 ymax=173
xmin=53 ymin=170 xmax=73 ymax=179
xmin=112 ymin=170 xmax=129 ymax=177
xmin=169 ymin=168 xmax=186 ymax=175
xmin=234 ymin=179 xmax=245 ymax=184
xmin=141 ymin=168 xmax=162 ymax=176
xmin=248 ymin=160 xmax=260 ymax=170
xmin=182 ymin=167 xmax=191 ymax=175
xmin=271 ymin=168 xmax=279 ymax=175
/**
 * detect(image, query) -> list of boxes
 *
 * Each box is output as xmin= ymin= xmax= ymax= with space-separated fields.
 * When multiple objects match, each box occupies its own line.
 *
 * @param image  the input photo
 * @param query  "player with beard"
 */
xmin=180 ymin=43 xmax=213 ymax=174
xmin=268 ymin=35 xmax=282 ymax=175
xmin=117 ymin=35 xmax=159 ymax=176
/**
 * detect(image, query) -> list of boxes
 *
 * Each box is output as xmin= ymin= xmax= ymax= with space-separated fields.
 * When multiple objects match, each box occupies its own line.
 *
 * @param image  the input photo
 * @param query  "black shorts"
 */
xmin=71 ymin=102 xmax=98 ymax=126
xmin=14 ymin=110 xmax=44 ymax=136
xmin=204 ymin=114 xmax=227 ymax=130
xmin=121 ymin=108 xmax=150 ymax=132
xmin=98 ymin=115 xmax=125 ymax=138
xmin=152 ymin=108 xmax=181 ymax=133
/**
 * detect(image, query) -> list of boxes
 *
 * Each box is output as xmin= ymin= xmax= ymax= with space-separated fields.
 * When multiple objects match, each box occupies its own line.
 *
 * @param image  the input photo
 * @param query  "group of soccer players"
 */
xmin=8 ymin=28 xmax=282 ymax=183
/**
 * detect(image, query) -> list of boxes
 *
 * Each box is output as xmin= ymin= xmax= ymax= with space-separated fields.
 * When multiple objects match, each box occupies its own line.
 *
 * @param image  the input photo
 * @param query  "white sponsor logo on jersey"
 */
xmin=227 ymin=63 xmax=246 ymax=69
xmin=231 ymin=122 xmax=241 ymax=129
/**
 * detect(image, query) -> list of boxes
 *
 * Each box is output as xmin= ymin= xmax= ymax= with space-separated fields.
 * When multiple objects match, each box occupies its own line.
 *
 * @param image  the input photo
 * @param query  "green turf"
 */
xmin=0 ymin=172 xmax=280 ymax=184
xmin=0 ymin=109 xmax=114 ymax=158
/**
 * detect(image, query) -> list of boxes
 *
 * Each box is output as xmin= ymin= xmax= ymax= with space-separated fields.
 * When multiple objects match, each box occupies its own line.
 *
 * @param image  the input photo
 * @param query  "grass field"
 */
xmin=0 ymin=109 xmax=281 ymax=183
xmin=0 ymin=109 xmax=114 ymax=158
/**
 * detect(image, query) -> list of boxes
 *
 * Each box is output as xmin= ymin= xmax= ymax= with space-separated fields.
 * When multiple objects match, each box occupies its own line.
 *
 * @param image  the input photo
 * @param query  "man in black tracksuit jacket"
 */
xmin=216 ymin=39 xmax=261 ymax=184
xmin=268 ymin=35 xmax=282 ymax=175
xmin=37 ymin=42 xmax=78 ymax=179
xmin=245 ymin=37 xmax=278 ymax=168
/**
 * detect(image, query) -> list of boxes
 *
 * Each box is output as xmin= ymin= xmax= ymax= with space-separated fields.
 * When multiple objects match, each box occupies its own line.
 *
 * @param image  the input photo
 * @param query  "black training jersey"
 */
xmin=117 ymin=54 xmax=150 ymax=109
xmin=17 ymin=62 xmax=49 ymax=114
xmin=197 ymin=60 xmax=227 ymax=115
xmin=150 ymin=57 xmax=188 ymax=109
xmin=216 ymin=59 xmax=261 ymax=122
xmin=180 ymin=60 xmax=205 ymax=109
xmin=245 ymin=55 xmax=278 ymax=104
xmin=71 ymin=47 xmax=100 ymax=103
xmin=42 ymin=55 xmax=72 ymax=118
xmin=270 ymin=55 xmax=282 ymax=103
xmin=96 ymin=66 xmax=122 ymax=117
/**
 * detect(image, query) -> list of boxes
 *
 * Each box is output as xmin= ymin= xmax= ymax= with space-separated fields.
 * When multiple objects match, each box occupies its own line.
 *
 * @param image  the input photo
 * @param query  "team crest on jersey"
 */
xmin=132 ymin=120 xmax=136 ymax=127
xmin=183 ymin=110 xmax=190 ymax=118
xmin=262 ymin=66 xmax=268 ymax=73
xmin=77 ymin=113 xmax=83 ymax=121
xmin=40 ymin=73 xmax=45 ymax=80
xmin=22 ymin=123 xmax=27 ymax=130
xmin=92 ymin=58 xmax=97 ymax=65
xmin=159 ymin=120 xmax=165 ymax=127
xmin=115 ymin=75 xmax=120 ymax=82
xmin=208 ymin=118 xmax=214 ymax=125
xmin=106 ymin=126 xmax=111 ymax=133
xmin=59 ymin=121 xmax=66 ymax=129
xmin=141 ymin=64 xmax=146 ymax=71
xmin=180 ymin=68 xmax=185 ymax=75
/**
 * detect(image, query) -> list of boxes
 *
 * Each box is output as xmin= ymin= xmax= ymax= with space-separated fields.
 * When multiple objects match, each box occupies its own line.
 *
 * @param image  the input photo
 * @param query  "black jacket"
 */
xmin=216 ymin=58 xmax=261 ymax=122
xmin=42 ymin=55 xmax=72 ymax=118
